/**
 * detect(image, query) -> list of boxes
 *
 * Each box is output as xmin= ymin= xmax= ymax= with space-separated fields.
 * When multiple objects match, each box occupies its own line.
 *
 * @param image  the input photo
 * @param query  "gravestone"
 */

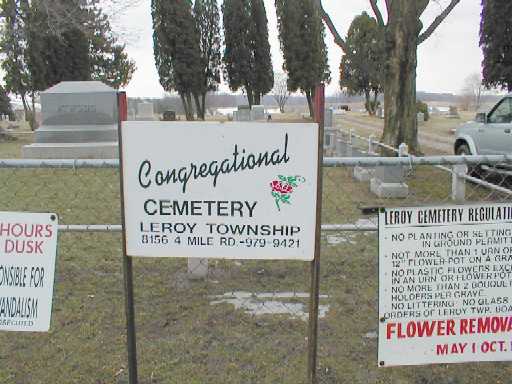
xmin=14 ymin=109 xmax=25 ymax=122
xmin=447 ymin=106 xmax=460 ymax=119
xmin=324 ymin=107 xmax=334 ymax=127
xmin=163 ymin=110 xmax=176 ymax=121
xmin=136 ymin=102 xmax=155 ymax=121
xmin=22 ymin=81 xmax=119 ymax=159
xmin=370 ymin=144 xmax=409 ymax=198
xmin=235 ymin=105 xmax=252 ymax=121
xmin=188 ymin=258 xmax=208 ymax=280
xmin=417 ymin=112 xmax=425 ymax=125
xmin=251 ymin=105 xmax=265 ymax=120
xmin=324 ymin=127 xmax=337 ymax=153
xmin=376 ymin=107 xmax=384 ymax=119
xmin=353 ymin=166 xmax=375 ymax=182
xmin=370 ymin=166 xmax=409 ymax=198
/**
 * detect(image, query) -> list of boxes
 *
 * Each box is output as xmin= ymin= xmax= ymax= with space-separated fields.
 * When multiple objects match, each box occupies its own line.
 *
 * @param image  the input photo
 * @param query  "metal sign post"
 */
xmin=117 ymin=93 xmax=139 ymax=384
xmin=307 ymin=83 xmax=325 ymax=383
xmin=117 ymin=94 xmax=321 ymax=382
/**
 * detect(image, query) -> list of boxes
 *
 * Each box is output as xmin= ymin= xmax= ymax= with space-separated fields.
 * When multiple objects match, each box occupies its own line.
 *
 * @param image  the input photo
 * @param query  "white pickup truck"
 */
xmin=454 ymin=95 xmax=512 ymax=157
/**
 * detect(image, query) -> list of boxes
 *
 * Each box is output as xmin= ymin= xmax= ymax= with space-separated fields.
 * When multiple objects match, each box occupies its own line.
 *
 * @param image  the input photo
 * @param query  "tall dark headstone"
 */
xmin=22 ymin=81 xmax=119 ymax=159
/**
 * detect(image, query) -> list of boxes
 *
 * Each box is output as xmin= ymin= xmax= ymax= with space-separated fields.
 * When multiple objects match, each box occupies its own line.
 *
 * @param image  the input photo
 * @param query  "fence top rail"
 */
xmin=1 ymin=155 xmax=512 ymax=169
xmin=57 ymin=224 xmax=377 ymax=232
xmin=340 ymin=127 xmax=399 ymax=153
xmin=0 ymin=159 xmax=119 ymax=168
xmin=325 ymin=155 xmax=512 ymax=166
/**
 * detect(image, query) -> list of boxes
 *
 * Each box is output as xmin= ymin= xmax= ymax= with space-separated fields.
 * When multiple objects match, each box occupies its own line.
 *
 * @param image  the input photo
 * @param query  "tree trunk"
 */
xmin=180 ymin=92 xmax=194 ymax=121
xmin=305 ymin=89 xmax=314 ymax=119
xmin=371 ymin=90 xmax=379 ymax=116
xmin=180 ymin=93 xmax=188 ymax=119
xmin=20 ymin=93 xmax=35 ymax=131
xmin=201 ymin=93 xmax=206 ymax=120
xmin=254 ymin=93 xmax=261 ymax=105
xmin=30 ymin=93 xmax=37 ymax=130
xmin=364 ymin=89 xmax=372 ymax=115
xmin=245 ymin=84 xmax=254 ymax=108
xmin=194 ymin=94 xmax=204 ymax=120
xmin=186 ymin=92 xmax=194 ymax=121
xmin=380 ymin=1 xmax=421 ymax=154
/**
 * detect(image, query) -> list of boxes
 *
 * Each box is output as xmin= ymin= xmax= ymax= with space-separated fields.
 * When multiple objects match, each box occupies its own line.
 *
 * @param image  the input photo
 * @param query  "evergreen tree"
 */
xmin=26 ymin=1 xmax=89 ymax=89
xmin=26 ymin=0 xmax=134 ymax=90
xmin=250 ymin=0 xmax=273 ymax=105
xmin=45 ymin=29 xmax=91 ymax=84
xmin=193 ymin=0 xmax=221 ymax=119
xmin=275 ymin=0 xmax=330 ymax=117
xmin=480 ymin=0 xmax=512 ymax=91
xmin=223 ymin=0 xmax=273 ymax=107
xmin=152 ymin=0 xmax=202 ymax=120
xmin=87 ymin=1 xmax=136 ymax=89
xmin=339 ymin=12 xmax=383 ymax=116
xmin=0 ymin=85 xmax=14 ymax=120
xmin=0 ymin=0 xmax=38 ymax=128
xmin=2 ymin=0 xmax=134 ymax=110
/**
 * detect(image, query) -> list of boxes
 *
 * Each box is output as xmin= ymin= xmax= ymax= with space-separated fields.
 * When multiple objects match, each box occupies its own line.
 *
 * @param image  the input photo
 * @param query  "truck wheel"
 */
xmin=456 ymin=144 xmax=471 ymax=156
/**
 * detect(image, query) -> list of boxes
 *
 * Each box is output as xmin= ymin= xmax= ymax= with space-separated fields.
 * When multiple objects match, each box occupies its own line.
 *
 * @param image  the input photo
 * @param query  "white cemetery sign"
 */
xmin=0 ymin=212 xmax=58 ymax=332
xmin=120 ymin=122 xmax=319 ymax=260
xmin=379 ymin=203 xmax=512 ymax=366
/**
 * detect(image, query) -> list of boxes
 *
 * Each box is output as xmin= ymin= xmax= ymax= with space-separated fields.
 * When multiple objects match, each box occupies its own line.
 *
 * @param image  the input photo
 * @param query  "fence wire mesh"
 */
xmin=1 ymin=155 xmax=512 ymax=383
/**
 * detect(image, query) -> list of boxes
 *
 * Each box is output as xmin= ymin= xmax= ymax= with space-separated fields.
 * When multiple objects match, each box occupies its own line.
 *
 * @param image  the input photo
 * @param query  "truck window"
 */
xmin=488 ymin=98 xmax=512 ymax=123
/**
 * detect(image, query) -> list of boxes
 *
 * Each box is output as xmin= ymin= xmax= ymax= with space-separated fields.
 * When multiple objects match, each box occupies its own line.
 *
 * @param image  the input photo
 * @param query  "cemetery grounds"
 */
xmin=1 ymin=117 xmax=512 ymax=384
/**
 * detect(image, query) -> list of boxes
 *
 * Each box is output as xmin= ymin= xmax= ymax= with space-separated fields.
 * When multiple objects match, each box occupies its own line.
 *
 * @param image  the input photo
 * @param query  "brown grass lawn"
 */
xmin=1 ymin=156 xmax=511 ymax=383
xmin=0 ymin=123 xmax=511 ymax=383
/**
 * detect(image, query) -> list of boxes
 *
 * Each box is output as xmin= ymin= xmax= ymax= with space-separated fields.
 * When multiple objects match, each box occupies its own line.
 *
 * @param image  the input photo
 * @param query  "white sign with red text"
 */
xmin=0 ymin=212 xmax=58 ymax=332
xmin=379 ymin=203 xmax=512 ymax=366
xmin=120 ymin=122 xmax=319 ymax=260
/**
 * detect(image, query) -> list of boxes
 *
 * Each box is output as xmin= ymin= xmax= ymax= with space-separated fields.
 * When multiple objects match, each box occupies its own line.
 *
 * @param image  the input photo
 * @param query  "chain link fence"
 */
xmin=1 ymin=155 xmax=512 ymax=383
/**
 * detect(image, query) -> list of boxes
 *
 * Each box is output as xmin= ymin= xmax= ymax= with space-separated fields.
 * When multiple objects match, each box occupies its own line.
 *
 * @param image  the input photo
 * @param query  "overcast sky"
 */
xmin=117 ymin=0 xmax=482 ymax=98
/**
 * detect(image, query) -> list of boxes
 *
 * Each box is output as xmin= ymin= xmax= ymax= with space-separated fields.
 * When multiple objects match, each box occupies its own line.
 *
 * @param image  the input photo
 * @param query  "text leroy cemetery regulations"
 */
xmin=379 ymin=203 xmax=512 ymax=366
xmin=120 ymin=122 xmax=318 ymax=260
xmin=0 ymin=212 xmax=58 ymax=332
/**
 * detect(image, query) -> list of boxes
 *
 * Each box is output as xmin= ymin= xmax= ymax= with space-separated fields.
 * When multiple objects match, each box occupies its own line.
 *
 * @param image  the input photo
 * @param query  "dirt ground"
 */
xmin=334 ymin=111 xmax=476 ymax=155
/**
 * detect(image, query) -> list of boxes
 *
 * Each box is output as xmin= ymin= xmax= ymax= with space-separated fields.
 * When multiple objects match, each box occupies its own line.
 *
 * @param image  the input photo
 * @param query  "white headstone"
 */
xmin=324 ymin=108 xmax=334 ymax=127
xmin=252 ymin=105 xmax=265 ymax=121
xmin=136 ymin=102 xmax=155 ymax=121
xmin=236 ymin=105 xmax=252 ymax=121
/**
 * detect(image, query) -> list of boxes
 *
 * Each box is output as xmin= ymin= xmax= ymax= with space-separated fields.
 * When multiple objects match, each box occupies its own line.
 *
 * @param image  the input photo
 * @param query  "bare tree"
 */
xmin=314 ymin=0 xmax=461 ymax=154
xmin=272 ymin=72 xmax=290 ymax=113
xmin=460 ymin=72 xmax=484 ymax=111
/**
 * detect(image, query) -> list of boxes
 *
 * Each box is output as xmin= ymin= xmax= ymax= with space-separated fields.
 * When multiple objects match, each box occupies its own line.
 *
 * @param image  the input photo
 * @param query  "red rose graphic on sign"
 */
xmin=270 ymin=175 xmax=305 ymax=211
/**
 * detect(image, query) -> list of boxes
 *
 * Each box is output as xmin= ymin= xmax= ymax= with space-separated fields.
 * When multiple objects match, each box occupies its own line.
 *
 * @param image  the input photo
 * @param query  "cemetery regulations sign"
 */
xmin=120 ymin=122 xmax=319 ymax=260
xmin=0 ymin=212 xmax=58 ymax=332
xmin=379 ymin=203 xmax=512 ymax=366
